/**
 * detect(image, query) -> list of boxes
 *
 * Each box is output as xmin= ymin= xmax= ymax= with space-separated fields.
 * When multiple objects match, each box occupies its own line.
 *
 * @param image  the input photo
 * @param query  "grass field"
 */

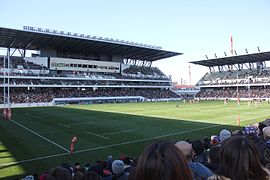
xmin=0 ymin=100 xmax=270 ymax=179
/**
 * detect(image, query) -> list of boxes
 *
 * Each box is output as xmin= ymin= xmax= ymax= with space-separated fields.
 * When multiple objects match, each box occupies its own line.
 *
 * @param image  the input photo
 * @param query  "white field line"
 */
xmin=10 ymin=120 xmax=70 ymax=153
xmin=58 ymin=123 xmax=71 ymax=128
xmin=1 ymin=114 xmax=268 ymax=168
xmin=0 ymin=152 xmax=70 ymax=168
xmin=85 ymin=132 xmax=109 ymax=140
xmin=63 ymin=121 xmax=96 ymax=127
xmin=99 ymin=129 xmax=135 ymax=135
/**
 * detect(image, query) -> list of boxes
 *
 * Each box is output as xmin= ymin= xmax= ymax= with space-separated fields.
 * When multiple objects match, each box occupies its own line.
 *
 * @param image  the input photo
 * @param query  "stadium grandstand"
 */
xmin=172 ymin=85 xmax=200 ymax=99
xmin=191 ymin=51 xmax=270 ymax=100
xmin=0 ymin=26 xmax=182 ymax=110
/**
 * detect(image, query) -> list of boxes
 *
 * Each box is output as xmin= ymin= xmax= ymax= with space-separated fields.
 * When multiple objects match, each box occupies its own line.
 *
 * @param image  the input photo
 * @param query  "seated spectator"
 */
xmin=209 ymin=136 xmax=270 ymax=180
xmin=74 ymin=162 xmax=85 ymax=174
xmin=255 ymin=137 xmax=270 ymax=169
xmin=123 ymin=157 xmax=133 ymax=173
xmin=206 ymin=145 xmax=220 ymax=174
xmin=74 ymin=170 xmax=84 ymax=180
xmin=210 ymin=135 xmax=220 ymax=145
xmin=265 ymin=118 xmax=270 ymax=126
xmin=134 ymin=141 xmax=193 ymax=180
xmin=258 ymin=122 xmax=267 ymax=137
xmin=90 ymin=160 xmax=110 ymax=178
xmin=84 ymin=163 xmax=91 ymax=172
xmin=219 ymin=129 xmax=231 ymax=143
xmin=192 ymin=139 xmax=208 ymax=166
xmin=203 ymin=137 xmax=211 ymax=150
xmin=111 ymin=160 xmax=129 ymax=180
xmin=82 ymin=171 xmax=102 ymax=180
xmin=175 ymin=141 xmax=213 ymax=180
xmin=263 ymin=126 xmax=270 ymax=145
xmin=46 ymin=167 xmax=72 ymax=180
xmin=23 ymin=175 xmax=34 ymax=180
xmin=39 ymin=171 xmax=49 ymax=180
xmin=106 ymin=155 xmax=113 ymax=172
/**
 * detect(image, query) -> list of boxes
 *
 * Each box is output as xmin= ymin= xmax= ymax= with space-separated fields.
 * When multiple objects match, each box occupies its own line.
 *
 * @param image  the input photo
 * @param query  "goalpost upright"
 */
xmin=2 ymin=48 xmax=12 ymax=120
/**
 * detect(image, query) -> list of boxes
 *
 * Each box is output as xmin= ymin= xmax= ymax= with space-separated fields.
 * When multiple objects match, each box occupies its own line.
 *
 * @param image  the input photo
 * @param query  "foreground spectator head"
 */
xmin=85 ymin=163 xmax=91 ymax=171
xmin=216 ymin=136 xmax=269 ymax=179
xmin=74 ymin=171 xmax=84 ymax=180
xmin=112 ymin=160 xmax=124 ymax=175
xmin=259 ymin=122 xmax=267 ymax=134
xmin=46 ymin=167 xmax=72 ymax=180
xmin=242 ymin=126 xmax=257 ymax=136
xmin=207 ymin=145 xmax=221 ymax=174
xmin=176 ymin=141 xmax=213 ymax=179
xmin=82 ymin=171 xmax=102 ymax=180
xmin=219 ymin=129 xmax=231 ymax=143
xmin=75 ymin=162 xmax=81 ymax=169
xmin=107 ymin=155 xmax=113 ymax=162
xmin=208 ymin=145 xmax=220 ymax=164
xmin=263 ymin=127 xmax=270 ymax=139
xmin=210 ymin=135 xmax=220 ymax=145
xmin=264 ymin=118 xmax=270 ymax=126
xmin=39 ymin=172 xmax=49 ymax=180
xmin=203 ymin=137 xmax=211 ymax=149
xmin=23 ymin=175 xmax=34 ymax=180
xmin=175 ymin=141 xmax=193 ymax=162
xmin=192 ymin=139 xmax=205 ymax=154
xmin=135 ymin=141 xmax=193 ymax=180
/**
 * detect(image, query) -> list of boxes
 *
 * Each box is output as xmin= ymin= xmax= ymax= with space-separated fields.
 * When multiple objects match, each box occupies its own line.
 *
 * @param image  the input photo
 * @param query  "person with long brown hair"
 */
xmin=133 ymin=141 xmax=193 ymax=180
xmin=209 ymin=136 xmax=270 ymax=180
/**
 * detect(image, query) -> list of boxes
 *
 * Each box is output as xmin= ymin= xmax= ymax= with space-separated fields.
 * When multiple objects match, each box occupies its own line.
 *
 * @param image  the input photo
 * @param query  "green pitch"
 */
xmin=0 ymin=100 xmax=269 ymax=179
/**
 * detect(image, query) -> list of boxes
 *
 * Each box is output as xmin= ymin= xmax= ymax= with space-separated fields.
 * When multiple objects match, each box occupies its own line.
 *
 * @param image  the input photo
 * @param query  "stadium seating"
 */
xmin=0 ymin=87 xmax=180 ymax=104
xmin=196 ymin=68 xmax=270 ymax=99
xmin=0 ymin=56 xmax=181 ymax=105
xmin=198 ymin=68 xmax=270 ymax=86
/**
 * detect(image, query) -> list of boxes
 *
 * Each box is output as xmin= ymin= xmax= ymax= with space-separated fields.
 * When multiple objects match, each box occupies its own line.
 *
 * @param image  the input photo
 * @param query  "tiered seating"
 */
xmin=123 ymin=65 xmax=169 ymax=80
xmin=0 ymin=88 xmax=180 ymax=104
xmin=198 ymin=68 xmax=270 ymax=86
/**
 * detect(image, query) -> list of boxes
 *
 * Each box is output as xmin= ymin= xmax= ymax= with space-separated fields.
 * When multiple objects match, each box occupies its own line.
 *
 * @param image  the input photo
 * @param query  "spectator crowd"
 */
xmin=0 ymin=88 xmax=180 ymax=104
xmin=196 ymin=86 xmax=270 ymax=99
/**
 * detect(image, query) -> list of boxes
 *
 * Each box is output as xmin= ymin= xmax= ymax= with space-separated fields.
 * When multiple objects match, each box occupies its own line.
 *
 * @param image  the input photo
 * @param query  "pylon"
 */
xmin=237 ymin=114 xmax=240 ymax=126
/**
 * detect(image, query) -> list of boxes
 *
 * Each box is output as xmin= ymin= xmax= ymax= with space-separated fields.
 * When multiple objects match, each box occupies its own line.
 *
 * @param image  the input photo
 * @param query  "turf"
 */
xmin=0 ymin=100 xmax=269 ymax=179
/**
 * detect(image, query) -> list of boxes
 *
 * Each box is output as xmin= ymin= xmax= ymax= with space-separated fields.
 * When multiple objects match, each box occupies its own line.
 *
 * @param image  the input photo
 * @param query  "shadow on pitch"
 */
xmin=0 ymin=105 xmax=262 ymax=179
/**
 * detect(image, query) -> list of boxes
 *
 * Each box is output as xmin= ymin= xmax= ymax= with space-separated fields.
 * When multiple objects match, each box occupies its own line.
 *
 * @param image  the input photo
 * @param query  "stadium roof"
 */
xmin=0 ymin=26 xmax=182 ymax=61
xmin=190 ymin=51 xmax=270 ymax=67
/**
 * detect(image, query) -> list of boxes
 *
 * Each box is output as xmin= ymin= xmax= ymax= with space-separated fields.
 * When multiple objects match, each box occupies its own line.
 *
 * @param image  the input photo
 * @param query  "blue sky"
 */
xmin=1 ymin=0 xmax=270 ymax=84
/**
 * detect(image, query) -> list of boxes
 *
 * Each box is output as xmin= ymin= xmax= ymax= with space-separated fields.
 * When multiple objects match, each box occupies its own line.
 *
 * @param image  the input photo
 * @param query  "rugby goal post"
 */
xmin=2 ymin=108 xmax=12 ymax=120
